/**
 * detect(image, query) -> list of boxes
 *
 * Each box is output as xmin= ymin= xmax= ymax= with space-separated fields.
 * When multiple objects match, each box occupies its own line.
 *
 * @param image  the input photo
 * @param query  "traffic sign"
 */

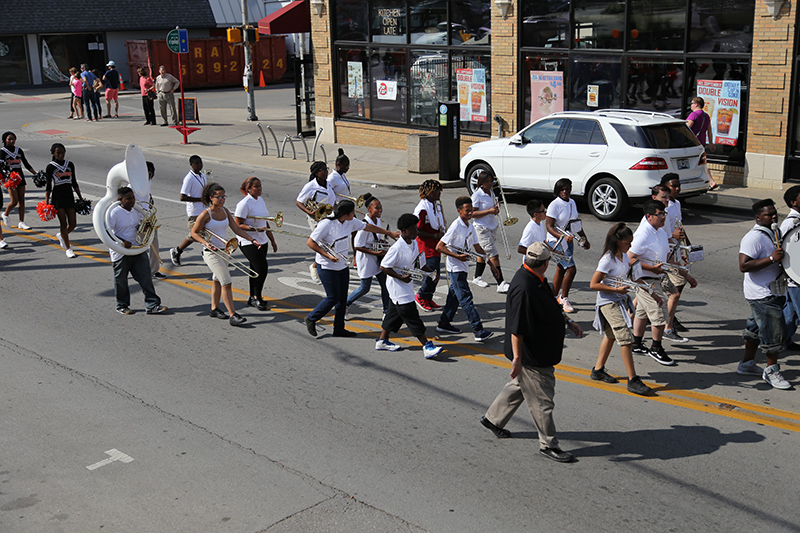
xmin=167 ymin=28 xmax=188 ymax=54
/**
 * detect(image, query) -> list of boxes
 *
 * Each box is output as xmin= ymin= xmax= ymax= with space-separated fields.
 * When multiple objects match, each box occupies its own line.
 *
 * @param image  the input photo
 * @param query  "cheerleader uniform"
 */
xmin=45 ymin=159 xmax=77 ymax=209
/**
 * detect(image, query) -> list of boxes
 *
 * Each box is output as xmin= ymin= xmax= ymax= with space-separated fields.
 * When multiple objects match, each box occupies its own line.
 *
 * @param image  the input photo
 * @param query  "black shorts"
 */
xmin=51 ymin=185 xmax=75 ymax=210
xmin=381 ymin=300 xmax=426 ymax=337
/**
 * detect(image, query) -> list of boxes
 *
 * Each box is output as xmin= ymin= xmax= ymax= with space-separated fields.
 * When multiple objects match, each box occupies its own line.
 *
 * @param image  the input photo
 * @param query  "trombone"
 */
xmin=492 ymin=180 xmax=517 ymax=260
xmin=200 ymin=228 xmax=259 ymax=278
xmin=304 ymin=199 xmax=333 ymax=221
xmin=319 ymin=240 xmax=351 ymax=265
xmin=337 ymin=193 xmax=366 ymax=207
xmin=250 ymin=212 xmax=283 ymax=228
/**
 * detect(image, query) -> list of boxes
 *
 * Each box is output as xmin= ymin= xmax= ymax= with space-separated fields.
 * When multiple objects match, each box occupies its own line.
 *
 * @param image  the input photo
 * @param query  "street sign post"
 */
xmin=167 ymin=28 xmax=198 ymax=144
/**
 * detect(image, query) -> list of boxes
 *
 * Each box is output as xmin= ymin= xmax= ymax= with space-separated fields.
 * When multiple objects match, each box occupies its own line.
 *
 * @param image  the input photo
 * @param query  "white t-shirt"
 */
xmin=413 ymin=198 xmax=444 ymax=231
xmin=310 ymin=217 xmax=366 ymax=271
xmin=546 ymin=196 xmax=578 ymax=233
xmin=381 ymin=238 xmax=420 ymax=305
xmin=629 ymin=219 xmax=670 ymax=278
xmin=470 ymin=188 xmax=498 ymax=230
xmin=327 ymin=170 xmax=350 ymax=199
xmin=180 ymin=170 xmax=207 ymax=217
xmin=664 ymin=199 xmax=682 ymax=237
xmin=354 ymin=215 xmax=382 ymax=279
xmin=108 ymin=204 xmax=143 ymax=263
xmin=595 ymin=252 xmax=630 ymax=305
xmin=740 ymin=225 xmax=782 ymax=300
xmin=441 ymin=217 xmax=477 ymax=273
xmin=234 ymin=194 xmax=269 ymax=246
xmin=780 ymin=209 xmax=800 ymax=288
xmin=296 ymin=180 xmax=336 ymax=208
xmin=519 ymin=218 xmax=546 ymax=263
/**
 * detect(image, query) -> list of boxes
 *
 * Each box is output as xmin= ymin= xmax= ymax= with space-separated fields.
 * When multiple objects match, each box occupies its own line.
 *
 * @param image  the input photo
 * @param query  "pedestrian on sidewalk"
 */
xmin=413 ymin=179 xmax=445 ymax=311
xmin=44 ymin=143 xmax=84 ymax=258
xmin=69 ymin=68 xmax=84 ymax=120
xmin=155 ymin=65 xmax=180 ymax=126
xmin=80 ymin=64 xmax=100 ymax=121
xmin=102 ymin=60 xmax=121 ymax=117
xmin=686 ymin=96 xmax=718 ymax=191
xmin=138 ymin=67 xmax=157 ymax=126
xmin=1 ymin=131 xmax=38 ymax=230
xmin=170 ymin=155 xmax=207 ymax=266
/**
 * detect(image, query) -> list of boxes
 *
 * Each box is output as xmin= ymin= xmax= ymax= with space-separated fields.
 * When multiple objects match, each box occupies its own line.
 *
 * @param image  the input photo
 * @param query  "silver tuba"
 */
xmin=92 ymin=144 xmax=157 ymax=256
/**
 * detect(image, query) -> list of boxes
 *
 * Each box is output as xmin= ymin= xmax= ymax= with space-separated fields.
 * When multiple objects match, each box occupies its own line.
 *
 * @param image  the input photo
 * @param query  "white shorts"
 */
xmin=475 ymin=225 xmax=499 ymax=258
xmin=202 ymin=248 xmax=232 ymax=285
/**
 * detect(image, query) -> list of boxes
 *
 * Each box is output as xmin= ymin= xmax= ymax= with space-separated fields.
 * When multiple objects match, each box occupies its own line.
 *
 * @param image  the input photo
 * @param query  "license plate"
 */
xmin=676 ymin=158 xmax=689 ymax=170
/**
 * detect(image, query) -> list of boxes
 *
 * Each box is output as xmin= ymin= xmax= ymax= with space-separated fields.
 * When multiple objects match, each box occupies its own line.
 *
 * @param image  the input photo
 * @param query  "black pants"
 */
xmin=141 ymin=95 xmax=157 ymax=124
xmin=240 ymin=243 xmax=268 ymax=298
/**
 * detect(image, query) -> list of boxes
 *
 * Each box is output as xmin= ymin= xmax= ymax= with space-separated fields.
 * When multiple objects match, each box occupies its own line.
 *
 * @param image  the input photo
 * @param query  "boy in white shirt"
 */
xmin=470 ymin=171 xmax=509 ymax=293
xmin=170 ymin=155 xmax=206 ymax=266
xmin=518 ymin=199 xmax=547 ymax=260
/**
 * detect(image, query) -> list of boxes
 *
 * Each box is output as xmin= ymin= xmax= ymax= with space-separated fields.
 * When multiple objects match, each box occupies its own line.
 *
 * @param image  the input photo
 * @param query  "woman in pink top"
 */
xmin=69 ymin=68 xmax=83 ymax=120
xmin=138 ymin=67 xmax=157 ymax=126
xmin=686 ymin=96 xmax=718 ymax=190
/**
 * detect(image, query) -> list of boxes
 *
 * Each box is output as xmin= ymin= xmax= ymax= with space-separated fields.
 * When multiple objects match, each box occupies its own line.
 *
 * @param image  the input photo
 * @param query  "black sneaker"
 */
xmin=333 ymin=329 xmax=357 ymax=338
xmin=632 ymin=343 xmax=649 ymax=356
xmin=170 ymin=247 xmax=182 ymax=266
xmin=627 ymin=376 xmax=652 ymax=395
xmin=648 ymin=345 xmax=675 ymax=366
xmin=305 ymin=317 xmax=317 ymax=337
xmin=209 ymin=307 xmax=228 ymax=319
xmin=152 ymin=271 xmax=167 ymax=279
xmin=248 ymin=296 xmax=268 ymax=311
xmin=590 ymin=367 xmax=619 ymax=383
xmin=229 ymin=313 xmax=247 ymax=327
xmin=436 ymin=322 xmax=461 ymax=334
xmin=146 ymin=305 xmax=168 ymax=315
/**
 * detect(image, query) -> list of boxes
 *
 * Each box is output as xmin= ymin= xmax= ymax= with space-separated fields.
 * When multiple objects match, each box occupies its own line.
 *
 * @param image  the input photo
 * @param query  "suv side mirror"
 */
xmin=509 ymin=133 xmax=523 ymax=145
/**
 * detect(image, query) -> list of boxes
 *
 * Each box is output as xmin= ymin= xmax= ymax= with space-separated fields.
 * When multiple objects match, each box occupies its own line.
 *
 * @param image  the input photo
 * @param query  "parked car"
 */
xmin=460 ymin=109 xmax=709 ymax=220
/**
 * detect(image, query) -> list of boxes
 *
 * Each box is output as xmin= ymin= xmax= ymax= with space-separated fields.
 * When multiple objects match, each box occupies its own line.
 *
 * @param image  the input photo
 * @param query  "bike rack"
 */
xmin=280 ymin=134 xmax=297 ymax=160
xmin=296 ymin=133 xmax=310 ymax=162
xmin=311 ymin=128 xmax=323 ymax=161
xmin=257 ymin=124 xmax=281 ymax=157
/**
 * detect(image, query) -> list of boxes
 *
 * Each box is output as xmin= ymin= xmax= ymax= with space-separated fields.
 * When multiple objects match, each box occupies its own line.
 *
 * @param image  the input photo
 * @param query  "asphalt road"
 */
xmin=0 ymin=92 xmax=798 ymax=532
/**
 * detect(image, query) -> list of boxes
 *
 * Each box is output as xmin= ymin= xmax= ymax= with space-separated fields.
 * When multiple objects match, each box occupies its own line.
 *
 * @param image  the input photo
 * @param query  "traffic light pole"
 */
xmin=242 ymin=0 xmax=257 ymax=121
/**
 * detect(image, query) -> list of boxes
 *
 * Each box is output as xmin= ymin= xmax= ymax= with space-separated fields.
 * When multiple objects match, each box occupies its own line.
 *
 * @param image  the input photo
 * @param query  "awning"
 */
xmin=258 ymin=0 xmax=311 ymax=34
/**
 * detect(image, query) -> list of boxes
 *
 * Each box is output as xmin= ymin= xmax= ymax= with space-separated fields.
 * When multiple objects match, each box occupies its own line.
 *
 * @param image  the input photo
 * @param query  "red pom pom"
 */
xmin=36 ymin=201 xmax=56 ymax=221
xmin=3 ymin=171 xmax=21 ymax=190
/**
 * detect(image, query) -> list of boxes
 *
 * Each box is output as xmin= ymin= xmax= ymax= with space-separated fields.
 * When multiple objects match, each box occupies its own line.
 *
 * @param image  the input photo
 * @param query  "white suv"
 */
xmin=460 ymin=109 xmax=709 ymax=220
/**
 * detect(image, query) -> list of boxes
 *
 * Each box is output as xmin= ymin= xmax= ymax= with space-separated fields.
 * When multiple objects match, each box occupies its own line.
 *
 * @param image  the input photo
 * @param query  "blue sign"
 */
xmin=178 ymin=29 xmax=188 ymax=53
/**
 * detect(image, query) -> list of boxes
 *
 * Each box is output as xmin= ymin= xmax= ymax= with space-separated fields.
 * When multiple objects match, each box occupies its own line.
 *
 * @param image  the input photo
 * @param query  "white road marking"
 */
xmin=62 ymin=143 xmax=95 ymax=149
xmin=86 ymin=448 xmax=134 ymax=471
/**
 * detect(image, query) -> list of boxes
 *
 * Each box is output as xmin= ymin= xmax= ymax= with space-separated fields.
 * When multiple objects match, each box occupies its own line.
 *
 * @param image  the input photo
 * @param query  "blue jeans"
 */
xmin=782 ymin=286 xmax=800 ymax=346
xmin=113 ymin=252 xmax=160 ymax=311
xmin=346 ymin=271 xmax=389 ymax=314
xmin=417 ymin=255 xmax=441 ymax=300
xmin=439 ymin=271 xmax=483 ymax=332
xmin=308 ymin=267 xmax=349 ymax=331
xmin=744 ymin=295 xmax=785 ymax=354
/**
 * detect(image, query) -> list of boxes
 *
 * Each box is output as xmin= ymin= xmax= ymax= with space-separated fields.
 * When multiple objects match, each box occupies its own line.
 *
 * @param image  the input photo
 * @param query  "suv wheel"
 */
xmin=587 ymin=177 xmax=629 ymax=220
xmin=465 ymin=163 xmax=494 ymax=195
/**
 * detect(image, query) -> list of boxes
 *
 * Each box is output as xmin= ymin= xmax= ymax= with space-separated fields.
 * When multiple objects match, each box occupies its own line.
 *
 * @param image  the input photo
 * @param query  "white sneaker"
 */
xmin=560 ymin=296 xmax=575 ymax=313
xmin=0 ymin=213 xmax=8 ymax=226
xmin=65 ymin=248 xmax=76 ymax=258
xmin=423 ymin=341 xmax=443 ymax=359
xmin=763 ymin=364 xmax=791 ymax=389
xmin=56 ymin=232 xmax=66 ymax=250
xmin=471 ymin=276 xmax=490 ymax=288
xmin=0 ymin=239 xmax=7 ymax=249
xmin=309 ymin=263 xmax=321 ymax=284
xmin=496 ymin=281 xmax=510 ymax=293
xmin=376 ymin=339 xmax=401 ymax=352
xmin=344 ymin=306 xmax=352 ymax=321
xmin=737 ymin=360 xmax=763 ymax=376
xmin=17 ymin=221 xmax=30 ymax=230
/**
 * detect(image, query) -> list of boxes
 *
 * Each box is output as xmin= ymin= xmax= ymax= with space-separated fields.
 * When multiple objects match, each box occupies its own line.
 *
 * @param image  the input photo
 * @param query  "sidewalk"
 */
xmin=3 ymin=85 xmax=788 ymax=210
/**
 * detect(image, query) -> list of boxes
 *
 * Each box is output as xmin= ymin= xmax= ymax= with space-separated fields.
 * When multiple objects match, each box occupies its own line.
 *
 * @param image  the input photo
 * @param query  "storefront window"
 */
xmin=689 ymin=0 xmax=754 ymax=53
xmin=369 ymin=47 xmax=407 ymax=123
xmin=522 ymin=54 xmax=568 ymax=126
xmin=522 ymin=0 xmax=570 ymax=48
xmin=410 ymin=50 xmax=448 ymax=126
xmin=336 ymin=0 xmax=369 ymax=41
xmin=39 ymin=34 xmax=106 ymax=84
xmin=629 ymin=0 xmax=686 ymax=50
xmin=452 ymin=52 xmax=491 ymax=133
xmin=568 ymin=55 xmax=621 ymax=110
xmin=450 ymin=0 xmax=491 ymax=45
xmin=572 ymin=0 xmax=626 ymax=49
xmin=626 ymin=57 xmax=684 ymax=115
xmin=410 ymin=0 xmax=447 ymax=44
xmin=338 ymin=48 xmax=369 ymax=119
xmin=0 ymin=35 xmax=30 ymax=86
xmin=371 ymin=0 xmax=407 ymax=43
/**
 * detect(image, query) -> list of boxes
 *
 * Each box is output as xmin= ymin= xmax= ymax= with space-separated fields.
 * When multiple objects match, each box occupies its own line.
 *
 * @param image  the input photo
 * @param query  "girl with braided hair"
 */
xmin=413 ymin=179 xmax=445 ymax=311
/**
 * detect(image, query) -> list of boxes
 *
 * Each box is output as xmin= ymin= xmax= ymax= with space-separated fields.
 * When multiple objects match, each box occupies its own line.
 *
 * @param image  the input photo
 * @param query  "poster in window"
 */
xmin=530 ymin=71 xmax=563 ymax=122
xmin=456 ymin=68 xmax=487 ymax=123
xmin=696 ymin=80 xmax=740 ymax=146
xmin=587 ymin=85 xmax=599 ymax=107
xmin=347 ymin=62 xmax=363 ymax=99
xmin=376 ymin=80 xmax=397 ymax=100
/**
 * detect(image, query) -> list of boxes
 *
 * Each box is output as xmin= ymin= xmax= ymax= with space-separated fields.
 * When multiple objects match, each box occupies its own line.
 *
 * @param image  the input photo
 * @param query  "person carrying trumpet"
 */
xmin=470 ymin=170 xmax=510 ymax=293
xmin=191 ymin=183 xmax=262 ymax=327
xmin=304 ymin=200 xmax=399 ymax=338
xmin=345 ymin=193 xmax=390 ymax=320
xmin=588 ymin=223 xmax=651 ymax=395
xmin=296 ymin=161 xmax=336 ymax=284
xmin=234 ymin=177 xmax=277 ymax=311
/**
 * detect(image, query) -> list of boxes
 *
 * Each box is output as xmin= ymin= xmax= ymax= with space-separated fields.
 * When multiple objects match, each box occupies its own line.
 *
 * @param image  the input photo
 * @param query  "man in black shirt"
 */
xmin=480 ymin=242 xmax=583 ymax=463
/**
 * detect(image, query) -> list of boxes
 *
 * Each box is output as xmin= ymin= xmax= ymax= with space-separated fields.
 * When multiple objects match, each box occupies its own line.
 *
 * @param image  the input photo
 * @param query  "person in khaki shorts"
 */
xmin=588 ymin=223 xmax=652 ymax=396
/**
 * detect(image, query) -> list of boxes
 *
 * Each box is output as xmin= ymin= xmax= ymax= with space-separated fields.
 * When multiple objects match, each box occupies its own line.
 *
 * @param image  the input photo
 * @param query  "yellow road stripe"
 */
xmin=9 ymin=227 xmax=800 ymax=433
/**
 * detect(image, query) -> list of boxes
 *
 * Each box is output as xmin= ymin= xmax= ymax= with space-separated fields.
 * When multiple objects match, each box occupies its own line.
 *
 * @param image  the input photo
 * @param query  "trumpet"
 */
xmin=654 ymin=262 xmax=689 ymax=275
xmin=449 ymin=245 xmax=486 ymax=262
xmin=135 ymin=202 xmax=160 ymax=246
xmin=337 ymin=193 xmax=366 ymax=207
xmin=370 ymin=240 xmax=392 ymax=252
xmin=304 ymin=199 xmax=333 ymax=221
xmin=399 ymin=267 xmax=435 ymax=282
xmin=319 ymin=240 xmax=351 ymax=265
xmin=555 ymin=225 xmax=587 ymax=247
xmin=250 ymin=212 xmax=283 ymax=228
xmin=547 ymin=238 xmax=568 ymax=262
xmin=605 ymin=276 xmax=656 ymax=295
xmin=200 ymin=228 xmax=258 ymax=278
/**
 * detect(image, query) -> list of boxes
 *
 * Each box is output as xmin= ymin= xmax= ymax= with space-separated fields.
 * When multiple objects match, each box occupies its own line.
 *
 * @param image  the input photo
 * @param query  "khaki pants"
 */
xmin=485 ymin=365 xmax=558 ymax=449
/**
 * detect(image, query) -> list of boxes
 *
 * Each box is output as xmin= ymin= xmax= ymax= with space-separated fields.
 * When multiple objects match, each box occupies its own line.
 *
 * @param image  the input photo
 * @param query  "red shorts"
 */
xmin=105 ymin=88 xmax=118 ymax=101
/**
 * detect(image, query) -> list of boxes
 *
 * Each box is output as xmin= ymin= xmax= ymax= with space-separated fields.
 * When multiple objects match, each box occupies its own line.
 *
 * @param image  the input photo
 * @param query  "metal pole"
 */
xmin=177 ymin=45 xmax=188 ymax=144
xmin=242 ymin=0 xmax=257 ymax=121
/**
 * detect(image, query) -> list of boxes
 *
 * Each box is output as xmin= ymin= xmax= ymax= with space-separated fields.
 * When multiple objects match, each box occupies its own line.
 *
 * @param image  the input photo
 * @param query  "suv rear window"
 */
xmin=611 ymin=123 xmax=701 ymax=149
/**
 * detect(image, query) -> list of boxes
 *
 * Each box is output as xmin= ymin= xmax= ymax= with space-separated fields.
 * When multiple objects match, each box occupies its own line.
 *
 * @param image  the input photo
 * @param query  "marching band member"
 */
xmin=545 ymin=178 xmax=590 ymax=313
xmin=296 ymin=161 xmax=336 ymax=284
xmin=44 ymin=143 xmax=84 ymax=258
xmin=517 ymin=199 xmax=547 ymax=260
xmin=470 ymin=171 xmax=509 ymax=293
xmin=589 ymin=223 xmax=652 ymax=395
xmin=191 ymin=183 xmax=261 ymax=327
xmin=345 ymin=193 xmax=390 ymax=320
xmin=1 ymin=131 xmax=38 ymax=230
xmin=377 ymin=213 xmax=443 ymax=358
xmin=738 ymin=199 xmax=791 ymax=389
xmin=435 ymin=196 xmax=493 ymax=342
xmin=234 ymin=177 xmax=277 ymax=312
xmin=170 ymin=155 xmax=207 ymax=266
xmin=413 ymin=179 xmax=445 ymax=311
xmin=661 ymin=174 xmax=696 ymax=342
xmin=304 ymin=200 xmax=398 ymax=338
xmin=108 ymin=186 xmax=167 ymax=315
xmin=327 ymin=149 xmax=351 ymax=199
xmin=781 ymin=185 xmax=800 ymax=350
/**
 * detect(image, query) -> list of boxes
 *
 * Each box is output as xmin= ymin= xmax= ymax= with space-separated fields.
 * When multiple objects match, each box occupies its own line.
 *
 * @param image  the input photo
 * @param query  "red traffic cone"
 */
xmin=119 ymin=79 xmax=125 ymax=91
xmin=259 ymin=70 xmax=266 ymax=87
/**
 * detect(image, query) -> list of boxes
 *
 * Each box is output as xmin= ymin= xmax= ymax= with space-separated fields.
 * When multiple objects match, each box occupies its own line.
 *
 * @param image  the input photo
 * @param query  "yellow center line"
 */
xmin=9 ymin=227 xmax=800 ymax=433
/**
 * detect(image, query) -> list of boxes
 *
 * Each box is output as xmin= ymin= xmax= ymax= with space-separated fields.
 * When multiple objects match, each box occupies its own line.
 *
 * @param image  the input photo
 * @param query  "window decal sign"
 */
xmin=530 ymin=71 xmax=563 ymax=122
xmin=347 ymin=62 xmax=363 ymax=99
xmin=376 ymin=79 xmax=397 ymax=100
xmin=457 ymin=68 xmax=487 ymax=122
xmin=696 ymin=80 xmax=741 ymax=146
